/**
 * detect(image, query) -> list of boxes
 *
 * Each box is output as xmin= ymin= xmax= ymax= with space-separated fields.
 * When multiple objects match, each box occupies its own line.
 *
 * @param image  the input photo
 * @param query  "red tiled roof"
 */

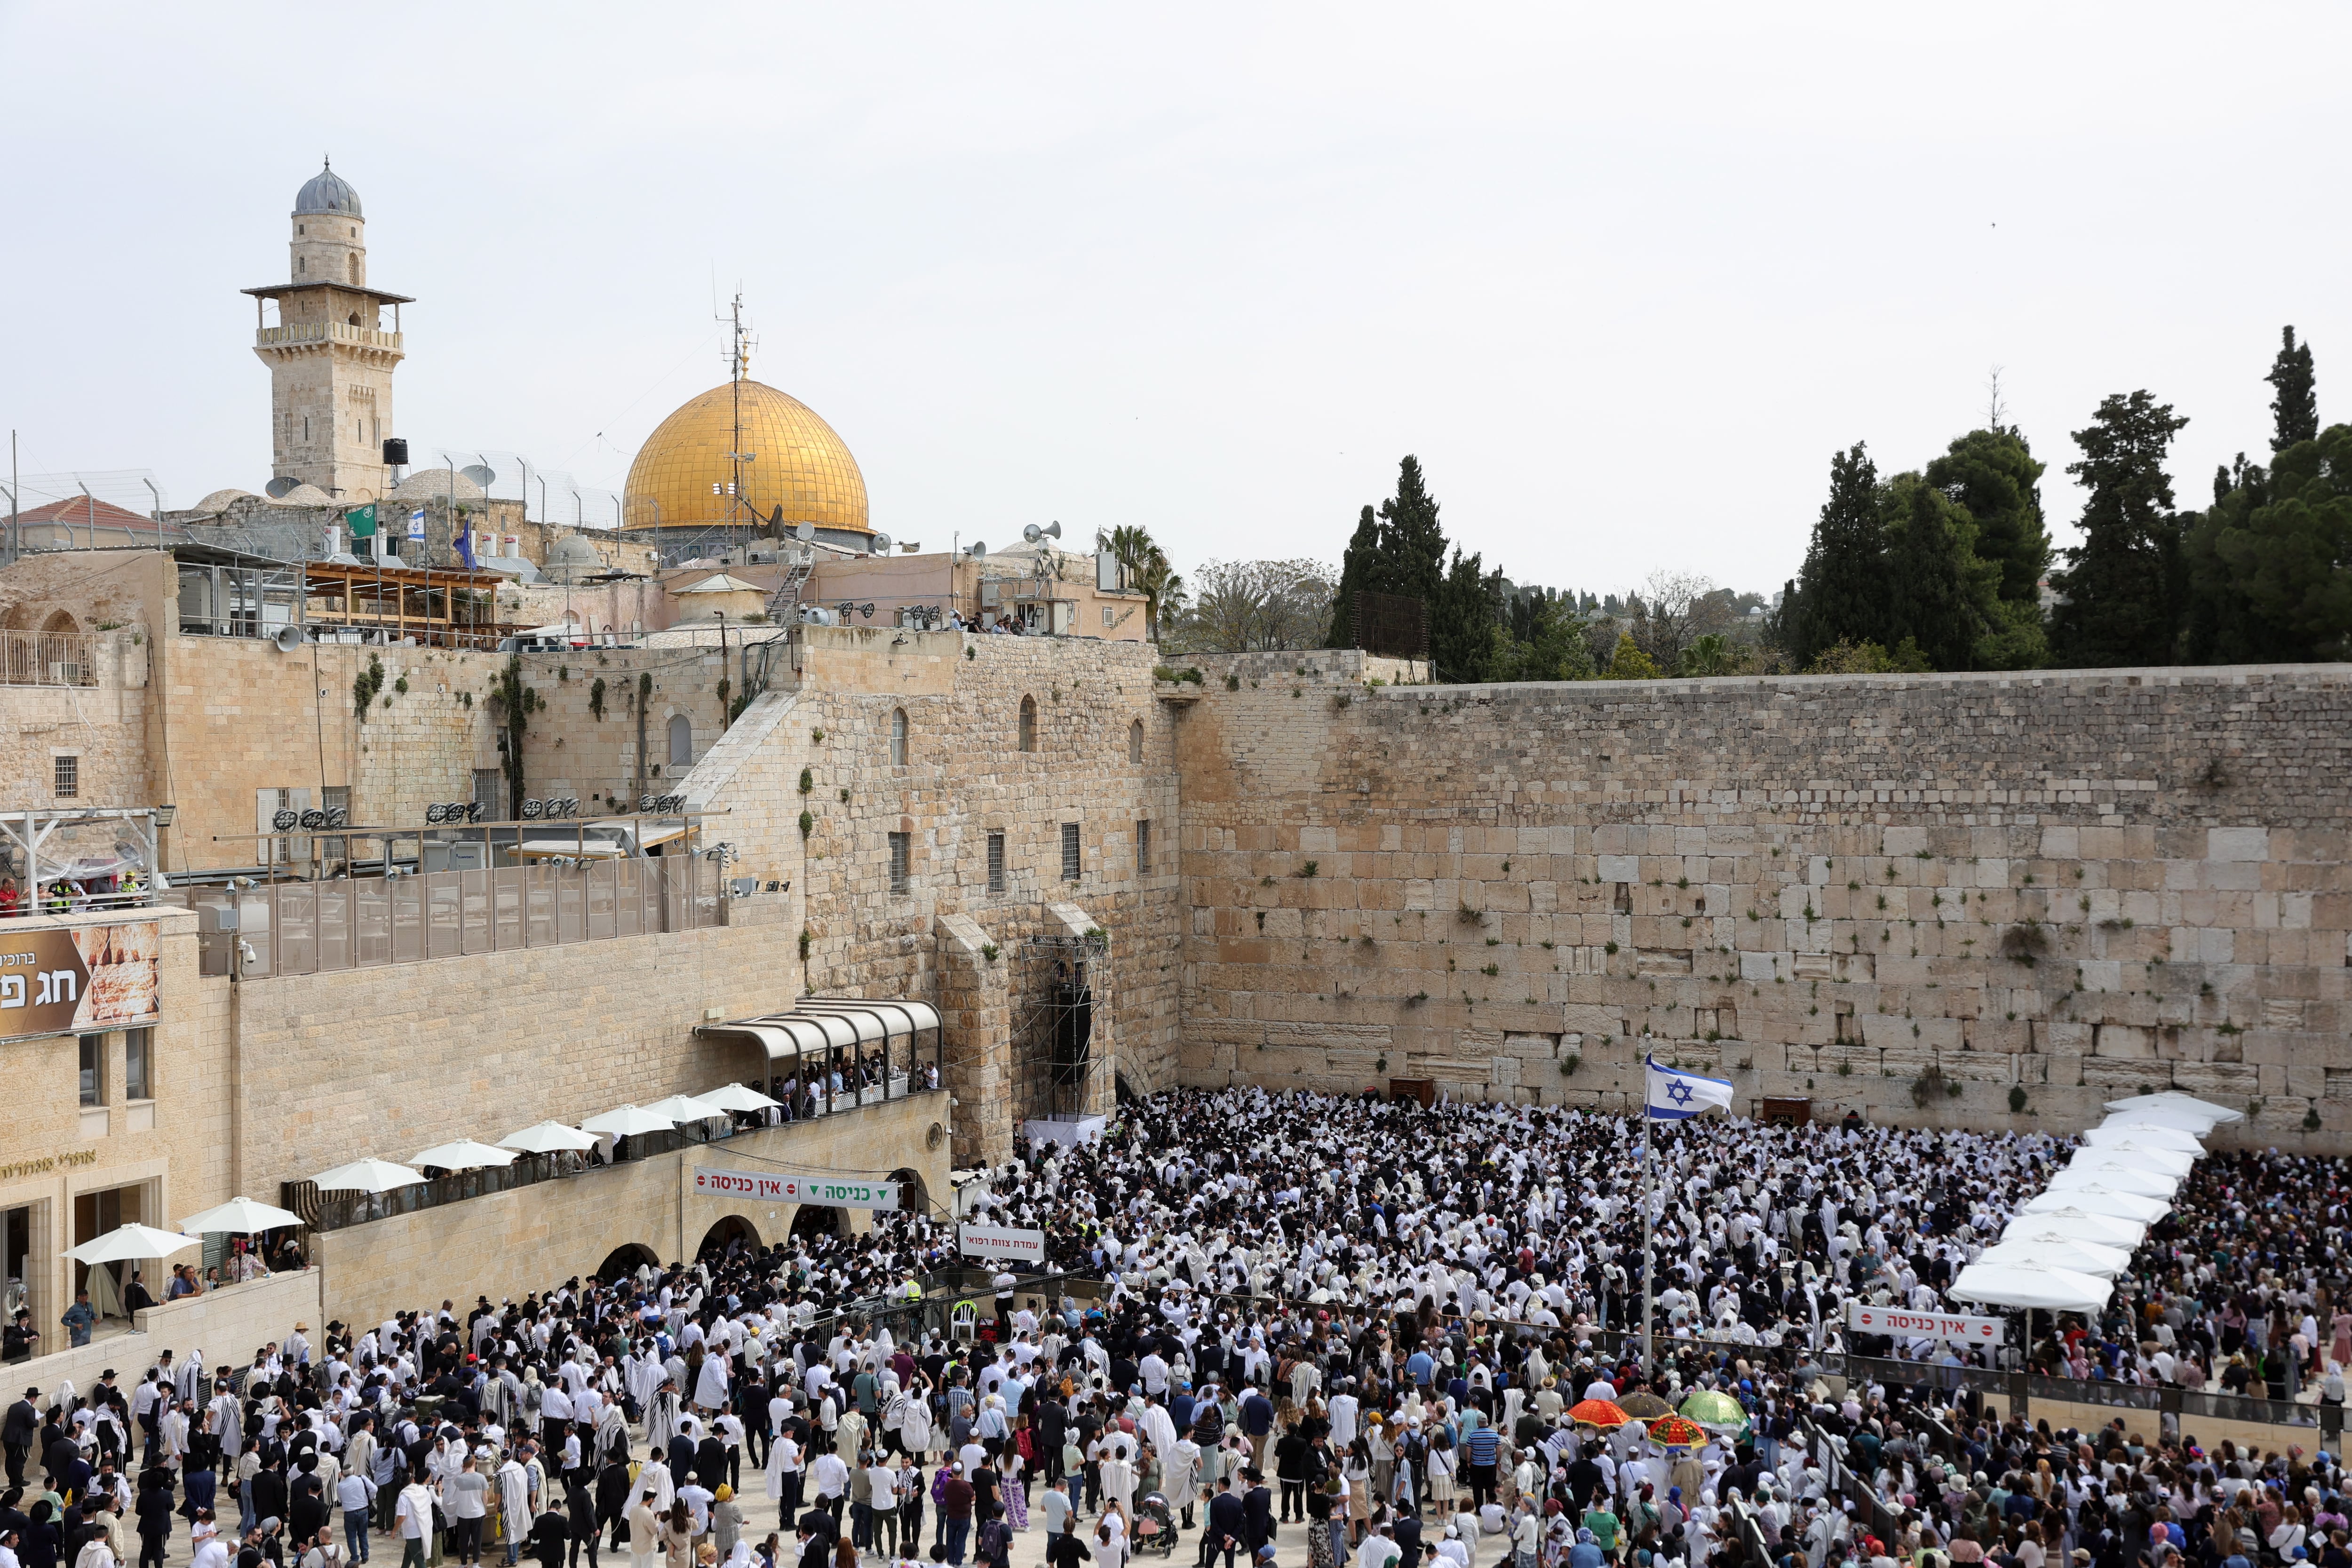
xmin=14 ymin=496 xmax=159 ymax=530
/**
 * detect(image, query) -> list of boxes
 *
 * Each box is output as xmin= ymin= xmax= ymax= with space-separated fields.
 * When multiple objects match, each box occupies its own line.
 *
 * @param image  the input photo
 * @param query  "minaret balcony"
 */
xmin=255 ymin=320 xmax=404 ymax=352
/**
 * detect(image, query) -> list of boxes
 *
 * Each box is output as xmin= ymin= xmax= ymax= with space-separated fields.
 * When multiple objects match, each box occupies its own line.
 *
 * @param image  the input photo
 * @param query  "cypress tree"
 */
xmin=1428 ymin=547 xmax=1497 ymax=683
xmin=1375 ymin=456 xmax=1447 ymax=609
xmin=1326 ymin=504 xmax=1382 ymax=648
xmin=1883 ymin=473 xmax=1982 ymax=670
xmin=1924 ymin=428 xmax=2050 ymax=603
xmin=1789 ymin=443 xmax=1888 ymax=666
xmin=2267 ymin=326 xmax=2319 ymax=452
xmin=2048 ymin=390 xmax=2189 ymax=667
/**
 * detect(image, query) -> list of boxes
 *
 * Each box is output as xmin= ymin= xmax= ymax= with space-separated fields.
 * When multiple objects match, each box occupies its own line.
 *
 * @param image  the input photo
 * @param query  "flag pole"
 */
xmin=1639 ymin=1055 xmax=1654 ymax=1377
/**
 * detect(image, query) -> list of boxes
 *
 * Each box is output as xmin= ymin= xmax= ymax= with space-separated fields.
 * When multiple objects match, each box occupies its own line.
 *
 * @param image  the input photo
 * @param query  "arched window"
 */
xmin=42 ymin=610 xmax=80 ymax=635
xmin=1018 ymin=695 xmax=1037 ymax=753
xmin=668 ymin=713 xmax=693 ymax=768
xmin=890 ymin=708 xmax=908 ymax=766
xmin=1128 ymin=718 xmax=1144 ymax=764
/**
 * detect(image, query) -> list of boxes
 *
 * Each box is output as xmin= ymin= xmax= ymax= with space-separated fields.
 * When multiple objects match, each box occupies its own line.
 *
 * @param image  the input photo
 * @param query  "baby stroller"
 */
xmin=1133 ymin=1493 xmax=1178 ymax=1558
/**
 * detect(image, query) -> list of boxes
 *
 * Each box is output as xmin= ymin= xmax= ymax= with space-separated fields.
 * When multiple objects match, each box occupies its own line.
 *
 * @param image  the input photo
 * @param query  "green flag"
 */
xmin=346 ymin=503 xmax=377 ymax=539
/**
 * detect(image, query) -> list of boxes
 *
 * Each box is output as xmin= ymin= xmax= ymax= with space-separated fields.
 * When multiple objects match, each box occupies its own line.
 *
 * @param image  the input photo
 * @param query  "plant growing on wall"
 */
xmin=588 ymin=677 xmax=606 ymax=721
xmin=488 ymin=656 xmax=544 ymax=818
xmin=352 ymin=654 xmax=386 ymax=721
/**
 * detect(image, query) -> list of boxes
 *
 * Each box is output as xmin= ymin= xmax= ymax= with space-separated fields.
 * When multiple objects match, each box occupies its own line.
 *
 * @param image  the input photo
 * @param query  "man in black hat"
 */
xmin=2 ymin=1387 xmax=37 ymax=1488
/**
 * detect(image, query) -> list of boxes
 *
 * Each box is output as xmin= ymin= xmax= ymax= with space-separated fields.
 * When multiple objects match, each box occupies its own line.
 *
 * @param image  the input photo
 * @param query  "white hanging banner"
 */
xmin=1846 ymin=1299 xmax=2006 ymax=1346
xmin=958 ymin=1223 xmax=1047 ymax=1264
xmin=692 ymin=1166 xmax=899 ymax=1210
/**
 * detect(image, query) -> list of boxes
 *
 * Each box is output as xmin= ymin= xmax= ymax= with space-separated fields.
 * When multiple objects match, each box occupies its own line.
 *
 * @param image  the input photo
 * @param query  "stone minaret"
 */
xmin=244 ymin=160 xmax=411 ymax=501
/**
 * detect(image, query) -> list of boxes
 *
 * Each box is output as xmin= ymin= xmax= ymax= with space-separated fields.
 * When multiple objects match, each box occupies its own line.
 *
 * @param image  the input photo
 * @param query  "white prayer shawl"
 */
xmin=693 ymin=1353 xmax=731 ymax=1412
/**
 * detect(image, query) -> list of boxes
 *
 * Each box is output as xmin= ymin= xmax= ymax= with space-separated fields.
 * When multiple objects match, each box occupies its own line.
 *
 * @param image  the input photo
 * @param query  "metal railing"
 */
xmin=165 ymin=856 xmax=721 ymax=978
xmin=256 ymin=321 xmax=404 ymax=351
xmin=0 ymin=629 xmax=104 ymax=686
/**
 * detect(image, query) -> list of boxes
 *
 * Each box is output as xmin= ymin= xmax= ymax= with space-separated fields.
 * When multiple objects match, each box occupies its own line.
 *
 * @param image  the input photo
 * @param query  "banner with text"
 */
xmin=691 ymin=1167 xmax=899 ymax=1210
xmin=958 ymin=1224 xmax=1047 ymax=1264
xmin=1845 ymin=1300 xmax=2006 ymax=1346
xmin=0 ymin=920 xmax=160 ymax=1043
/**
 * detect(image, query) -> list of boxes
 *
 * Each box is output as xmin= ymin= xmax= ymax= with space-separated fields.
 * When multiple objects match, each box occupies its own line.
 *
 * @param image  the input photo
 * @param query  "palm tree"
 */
xmin=1106 ymin=525 xmax=1182 ymax=641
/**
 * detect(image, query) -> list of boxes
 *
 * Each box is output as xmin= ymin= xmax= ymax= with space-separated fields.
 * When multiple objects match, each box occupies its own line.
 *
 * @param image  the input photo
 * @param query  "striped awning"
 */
xmin=697 ymin=997 xmax=942 ymax=1059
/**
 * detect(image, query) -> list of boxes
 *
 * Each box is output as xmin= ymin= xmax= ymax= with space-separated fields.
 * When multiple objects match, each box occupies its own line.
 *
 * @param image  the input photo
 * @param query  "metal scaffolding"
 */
xmin=1011 ymin=928 xmax=1110 ymax=1125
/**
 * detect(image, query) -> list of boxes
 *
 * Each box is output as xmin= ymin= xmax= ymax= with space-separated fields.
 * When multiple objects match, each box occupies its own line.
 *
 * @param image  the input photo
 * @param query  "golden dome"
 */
xmin=622 ymin=378 xmax=868 ymax=534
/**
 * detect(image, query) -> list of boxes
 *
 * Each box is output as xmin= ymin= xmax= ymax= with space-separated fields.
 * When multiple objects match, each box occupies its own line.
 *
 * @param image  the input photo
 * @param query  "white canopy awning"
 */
xmin=1951 ymin=1259 xmax=2114 ymax=1314
xmin=698 ymin=998 xmax=944 ymax=1060
xmin=2103 ymin=1091 xmax=2244 ymax=1124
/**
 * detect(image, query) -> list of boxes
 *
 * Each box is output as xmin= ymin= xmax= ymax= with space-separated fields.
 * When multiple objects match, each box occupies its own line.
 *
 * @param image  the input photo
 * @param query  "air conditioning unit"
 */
xmin=48 ymin=662 xmax=83 ymax=685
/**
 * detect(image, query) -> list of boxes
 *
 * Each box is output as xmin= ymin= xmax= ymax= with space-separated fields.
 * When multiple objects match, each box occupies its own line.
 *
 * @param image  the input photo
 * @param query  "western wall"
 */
xmin=1170 ymin=652 xmax=2352 ymax=1148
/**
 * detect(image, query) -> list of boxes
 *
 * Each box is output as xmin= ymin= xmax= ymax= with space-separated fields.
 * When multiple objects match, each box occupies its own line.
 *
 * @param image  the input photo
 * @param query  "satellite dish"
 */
xmin=271 ymin=625 xmax=304 ymax=653
xmin=872 ymin=532 xmax=893 ymax=553
xmin=264 ymin=477 xmax=301 ymax=499
xmin=968 ymin=541 xmax=987 ymax=559
xmin=795 ymin=520 xmax=815 ymax=542
xmin=1023 ymin=524 xmax=1041 ymax=544
xmin=1042 ymin=521 xmax=1063 ymax=540
xmin=460 ymin=464 xmax=497 ymax=489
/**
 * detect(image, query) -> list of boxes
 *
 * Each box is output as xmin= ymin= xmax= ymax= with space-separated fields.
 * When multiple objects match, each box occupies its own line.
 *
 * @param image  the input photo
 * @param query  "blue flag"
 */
xmin=1645 ymin=1054 xmax=1736 ymax=1121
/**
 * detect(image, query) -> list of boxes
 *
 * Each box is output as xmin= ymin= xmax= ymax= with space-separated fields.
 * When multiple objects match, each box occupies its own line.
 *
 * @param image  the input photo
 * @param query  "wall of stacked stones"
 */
xmin=1172 ymin=660 xmax=2352 ymax=1149
xmin=699 ymin=630 xmax=1186 ymax=1148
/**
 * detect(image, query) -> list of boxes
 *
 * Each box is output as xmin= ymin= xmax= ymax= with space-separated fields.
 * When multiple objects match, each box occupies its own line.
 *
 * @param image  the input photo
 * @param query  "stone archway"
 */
xmin=888 ymin=1168 xmax=930 ymax=1218
xmin=788 ymin=1203 xmax=845 ymax=1242
xmin=594 ymin=1242 xmax=660 ymax=1284
xmin=697 ymin=1215 xmax=760 ymax=1262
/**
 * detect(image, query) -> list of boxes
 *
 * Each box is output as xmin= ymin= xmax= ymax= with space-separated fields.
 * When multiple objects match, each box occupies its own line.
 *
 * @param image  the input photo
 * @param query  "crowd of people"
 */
xmin=0 ymin=1089 xmax=2345 ymax=1568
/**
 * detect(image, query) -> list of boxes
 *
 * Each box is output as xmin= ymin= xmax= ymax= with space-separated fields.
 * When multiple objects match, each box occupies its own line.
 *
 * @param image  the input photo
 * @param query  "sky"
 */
xmin=1 ymin=3 xmax=2344 ymax=599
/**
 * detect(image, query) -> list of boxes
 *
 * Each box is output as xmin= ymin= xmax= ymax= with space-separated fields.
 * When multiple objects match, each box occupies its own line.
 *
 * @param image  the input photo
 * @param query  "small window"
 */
xmin=53 ymin=755 xmax=78 ymax=798
xmin=1136 ymin=819 xmax=1152 ymax=876
xmin=472 ymin=769 xmax=501 ymax=816
xmin=890 ymin=708 xmax=908 ymax=767
xmin=1018 ymin=695 xmax=1037 ymax=753
xmin=1128 ymin=718 xmax=1144 ymax=764
xmin=1103 ymin=607 xmax=1116 ymax=628
xmin=124 ymin=1027 xmax=151 ymax=1102
xmin=888 ymin=832 xmax=911 ymax=894
xmin=987 ymin=833 xmax=1006 ymax=894
xmin=78 ymin=1034 xmax=104 ymax=1107
xmin=668 ymin=713 xmax=693 ymax=768
xmin=1061 ymin=822 xmax=1081 ymax=883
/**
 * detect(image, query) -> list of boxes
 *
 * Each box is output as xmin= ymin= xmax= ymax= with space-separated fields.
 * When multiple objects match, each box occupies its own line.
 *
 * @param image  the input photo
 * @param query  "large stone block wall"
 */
xmin=1174 ymin=659 xmax=2352 ymax=1149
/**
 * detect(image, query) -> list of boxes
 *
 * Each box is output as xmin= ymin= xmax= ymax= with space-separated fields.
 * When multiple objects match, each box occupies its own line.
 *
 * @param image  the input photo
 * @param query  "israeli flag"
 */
xmin=407 ymin=508 xmax=427 ymax=541
xmin=1645 ymin=1054 xmax=1736 ymax=1120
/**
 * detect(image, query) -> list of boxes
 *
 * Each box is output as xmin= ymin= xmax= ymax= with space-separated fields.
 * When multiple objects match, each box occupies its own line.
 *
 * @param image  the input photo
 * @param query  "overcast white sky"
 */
xmin=1 ymin=4 xmax=2343 ymax=598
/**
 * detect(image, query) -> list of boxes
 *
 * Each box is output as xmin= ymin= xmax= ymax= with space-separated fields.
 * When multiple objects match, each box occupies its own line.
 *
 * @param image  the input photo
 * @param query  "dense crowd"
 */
xmin=1 ymin=1089 xmax=2345 ymax=1568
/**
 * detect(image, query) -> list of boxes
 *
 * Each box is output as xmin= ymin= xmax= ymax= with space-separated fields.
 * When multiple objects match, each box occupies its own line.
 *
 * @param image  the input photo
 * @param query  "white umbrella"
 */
xmin=2002 ymin=1209 xmax=2148 ymax=1249
xmin=2096 ymin=1103 xmax=2234 ymax=1133
xmin=65 ymin=1223 xmax=203 ymax=1265
xmin=2104 ymin=1091 xmax=2244 ymax=1124
xmin=410 ymin=1139 xmax=520 ymax=1170
xmin=641 ymin=1094 xmax=723 ymax=1124
xmin=578 ymin=1104 xmax=679 ymax=1138
xmin=2022 ymin=1185 xmax=2168 ymax=1223
xmin=176 ymin=1197 xmax=305 ymax=1234
xmin=498 ymin=1121 xmax=599 ymax=1154
xmin=2048 ymin=1164 xmax=2181 ymax=1199
xmin=695 ymin=1082 xmax=781 ymax=1113
xmin=311 ymin=1157 xmax=427 ymax=1194
xmin=2066 ymin=1142 xmax=2196 ymax=1178
xmin=2082 ymin=1122 xmax=2208 ymax=1156
xmin=1951 ymin=1259 xmax=2114 ymax=1314
xmin=1973 ymin=1236 xmax=2134 ymax=1278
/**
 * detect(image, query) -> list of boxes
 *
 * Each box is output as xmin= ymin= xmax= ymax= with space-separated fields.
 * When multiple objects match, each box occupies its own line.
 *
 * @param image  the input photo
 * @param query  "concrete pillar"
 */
xmin=934 ymin=913 xmax=1011 ymax=1167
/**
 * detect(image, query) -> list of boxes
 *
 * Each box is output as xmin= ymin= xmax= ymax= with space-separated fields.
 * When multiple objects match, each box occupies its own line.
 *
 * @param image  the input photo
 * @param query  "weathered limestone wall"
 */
xmin=230 ymin=902 xmax=798 ymax=1198
xmin=310 ymin=1095 xmax=950 ymax=1328
xmin=1175 ymin=660 xmax=2352 ymax=1149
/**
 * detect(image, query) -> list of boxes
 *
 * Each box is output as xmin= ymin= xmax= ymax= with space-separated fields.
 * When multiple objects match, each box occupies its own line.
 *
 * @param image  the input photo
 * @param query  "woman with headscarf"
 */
xmin=710 ymin=1488 xmax=745 ymax=1560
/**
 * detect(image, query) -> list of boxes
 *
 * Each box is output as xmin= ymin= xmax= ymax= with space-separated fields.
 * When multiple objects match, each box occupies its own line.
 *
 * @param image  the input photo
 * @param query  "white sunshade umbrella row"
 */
xmin=310 ymin=1084 xmax=779 ymax=1191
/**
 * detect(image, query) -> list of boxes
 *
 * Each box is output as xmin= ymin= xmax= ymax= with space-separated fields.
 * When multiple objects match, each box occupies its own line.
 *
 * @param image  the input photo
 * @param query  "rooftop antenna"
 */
xmin=718 ymin=289 xmax=758 ymax=533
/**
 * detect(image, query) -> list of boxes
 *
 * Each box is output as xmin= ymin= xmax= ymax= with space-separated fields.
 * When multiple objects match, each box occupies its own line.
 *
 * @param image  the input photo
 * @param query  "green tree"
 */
xmin=2267 ymin=326 xmax=2318 ymax=452
xmin=1106 ymin=525 xmax=1183 ymax=641
xmin=1925 ymin=428 xmax=2050 ymax=603
xmin=1883 ymin=472 xmax=1993 ymax=671
xmin=2183 ymin=424 xmax=2352 ymax=661
xmin=1787 ymin=444 xmax=1889 ymax=665
xmin=1488 ymin=589 xmax=1597 ymax=682
xmin=1429 ymin=548 xmax=1499 ymax=682
xmin=1326 ymin=505 xmax=1381 ymax=648
xmin=1601 ymin=631 xmax=1661 ymax=680
xmin=2049 ymin=391 xmax=2189 ymax=667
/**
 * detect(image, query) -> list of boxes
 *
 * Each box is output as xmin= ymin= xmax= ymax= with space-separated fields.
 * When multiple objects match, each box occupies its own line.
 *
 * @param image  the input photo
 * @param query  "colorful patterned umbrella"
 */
xmin=1678 ymin=1389 xmax=1748 ymax=1432
xmin=1645 ymin=1414 xmax=1708 ymax=1448
xmin=1618 ymin=1391 xmax=1673 ymax=1419
xmin=1568 ymin=1398 xmax=1630 ymax=1428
